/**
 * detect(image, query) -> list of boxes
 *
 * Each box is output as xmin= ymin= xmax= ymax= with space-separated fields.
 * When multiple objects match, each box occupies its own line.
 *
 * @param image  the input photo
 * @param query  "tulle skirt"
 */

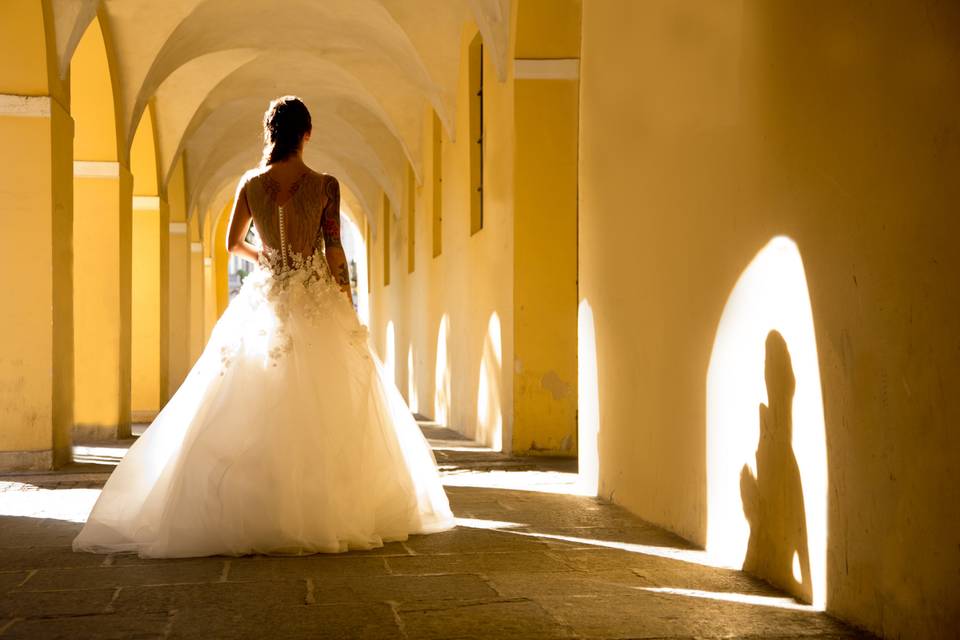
xmin=73 ymin=256 xmax=454 ymax=558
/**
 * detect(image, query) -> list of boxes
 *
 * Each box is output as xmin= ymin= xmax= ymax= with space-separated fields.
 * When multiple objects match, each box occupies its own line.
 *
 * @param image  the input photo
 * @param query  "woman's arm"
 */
xmin=226 ymin=178 xmax=260 ymax=264
xmin=321 ymin=177 xmax=352 ymax=302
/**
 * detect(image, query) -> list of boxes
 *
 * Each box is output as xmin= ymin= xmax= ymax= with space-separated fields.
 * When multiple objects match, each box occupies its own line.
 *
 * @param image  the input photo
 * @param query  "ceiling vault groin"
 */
xmin=52 ymin=0 xmax=512 ymax=228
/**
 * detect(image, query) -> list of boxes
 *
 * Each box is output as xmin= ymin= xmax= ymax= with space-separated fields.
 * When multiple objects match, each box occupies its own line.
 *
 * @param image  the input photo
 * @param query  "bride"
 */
xmin=73 ymin=96 xmax=455 ymax=558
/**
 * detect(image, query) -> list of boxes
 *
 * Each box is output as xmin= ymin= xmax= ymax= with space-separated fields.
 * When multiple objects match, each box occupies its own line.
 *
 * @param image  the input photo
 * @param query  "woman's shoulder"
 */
xmin=241 ymin=166 xmax=270 ymax=188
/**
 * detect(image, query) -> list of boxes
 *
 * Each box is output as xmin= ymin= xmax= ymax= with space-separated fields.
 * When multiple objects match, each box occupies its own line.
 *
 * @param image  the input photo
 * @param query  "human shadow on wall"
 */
xmin=740 ymin=330 xmax=812 ymax=603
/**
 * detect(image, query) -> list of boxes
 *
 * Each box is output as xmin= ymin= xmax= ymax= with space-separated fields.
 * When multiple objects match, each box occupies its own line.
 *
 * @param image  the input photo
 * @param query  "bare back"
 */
xmin=242 ymin=169 xmax=340 ymax=266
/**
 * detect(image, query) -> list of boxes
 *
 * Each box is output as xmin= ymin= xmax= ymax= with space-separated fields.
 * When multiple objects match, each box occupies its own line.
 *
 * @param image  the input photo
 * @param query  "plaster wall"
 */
xmin=579 ymin=1 xmax=960 ymax=636
xmin=511 ymin=0 xmax=580 ymax=456
xmin=71 ymin=15 xmax=133 ymax=440
xmin=188 ymin=217 xmax=204 ymax=363
xmin=369 ymin=21 xmax=515 ymax=449
xmin=130 ymin=105 xmax=168 ymax=416
xmin=166 ymin=157 xmax=191 ymax=396
xmin=0 ymin=1 xmax=73 ymax=468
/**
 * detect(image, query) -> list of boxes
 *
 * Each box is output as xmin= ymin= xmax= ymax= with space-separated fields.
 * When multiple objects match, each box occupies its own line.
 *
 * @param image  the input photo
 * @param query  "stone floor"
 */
xmin=0 ymin=425 xmax=873 ymax=639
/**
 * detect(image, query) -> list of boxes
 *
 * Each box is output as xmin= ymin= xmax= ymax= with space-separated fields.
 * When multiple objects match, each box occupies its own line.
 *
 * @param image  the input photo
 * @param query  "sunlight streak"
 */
xmin=441 ymin=469 xmax=593 ymax=495
xmin=0 ymin=484 xmax=100 ymax=524
xmin=578 ymin=299 xmax=600 ymax=496
xmin=433 ymin=314 xmax=451 ymax=426
xmin=476 ymin=312 xmax=503 ymax=450
xmin=384 ymin=320 xmax=396 ymax=386
xmin=639 ymin=587 xmax=816 ymax=612
xmin=407 ymin=344 xmax=419 ymax=414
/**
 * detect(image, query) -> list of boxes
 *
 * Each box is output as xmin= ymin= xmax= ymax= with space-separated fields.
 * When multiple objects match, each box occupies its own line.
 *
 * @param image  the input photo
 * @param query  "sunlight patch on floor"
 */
xmin=72 ymin=444 xmax=129 ymax=465
xmin=0 ymin=483 xmax=99 ymax=523
xmin=639 ymin=587 xmax=816 ymax=611
xmin=440 ymin=469 xmax=592 ymax=495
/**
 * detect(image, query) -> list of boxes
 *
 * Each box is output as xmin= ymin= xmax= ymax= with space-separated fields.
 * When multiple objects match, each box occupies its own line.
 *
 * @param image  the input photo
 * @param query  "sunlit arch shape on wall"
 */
xmin=706 ymin=236 xmax=827 ymax=610
xmin=434 ymin=314 xmax=451 ymax=426
xmin=578 ymin=299 xmax=600 ymax=496
xmin=407 ymin=345 xmax=419 ymax=415
xmin=475 ymin=311 xmax=503 ymax=451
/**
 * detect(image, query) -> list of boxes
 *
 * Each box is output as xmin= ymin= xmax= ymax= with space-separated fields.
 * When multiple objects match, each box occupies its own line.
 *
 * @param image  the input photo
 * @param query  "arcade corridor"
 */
xmin=1 ymin=1 xmax=958 ymax=638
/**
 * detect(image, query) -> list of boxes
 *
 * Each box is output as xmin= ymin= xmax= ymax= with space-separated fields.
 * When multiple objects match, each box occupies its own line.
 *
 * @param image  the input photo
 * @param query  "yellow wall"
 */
xmin=579 ymin=1 xmax=960 ymax=636
xmin=202 ymin=211 xmax=216 ymax=339
xmin=0 ymin=1 xmax=73 ymax=468
xmin=370 ymin=20 xmax=515 ymax=448
xmin=71 ymin=15 xmax=133 ymax=441
xmin=214 ymin=206 xmax=230 ymax=317
xmin=511 ymin=0 xmax=580 ymax=455
xmin=166 ymin=157 xmax=191 ymax=396
xmin=188 ymin=216 xmax=205 ymax=363
xmin=130 ymin=105 xmax=165 ymax=417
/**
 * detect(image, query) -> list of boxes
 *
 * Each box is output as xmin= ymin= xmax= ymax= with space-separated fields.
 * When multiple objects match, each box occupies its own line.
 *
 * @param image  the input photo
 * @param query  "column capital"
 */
xmin=513 ymin=59 xmax=580 ymax=80
xmin=74 ymin=161 xmax=120 ymax=178
xmin=133 ymin=196 xmax=161 ymax=210
xmin=0 ymin=94 xmax=51 ymax=117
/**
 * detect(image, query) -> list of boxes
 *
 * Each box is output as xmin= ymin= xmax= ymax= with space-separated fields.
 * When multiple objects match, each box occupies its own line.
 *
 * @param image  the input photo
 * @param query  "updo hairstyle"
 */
xmin=261 ymin=96 xmax=312 ymax=165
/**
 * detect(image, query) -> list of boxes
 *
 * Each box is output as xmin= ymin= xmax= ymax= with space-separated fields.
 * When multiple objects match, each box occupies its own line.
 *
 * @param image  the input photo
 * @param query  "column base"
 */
xmin=71 ymin=423 xmax=132 ymax=442
xmin=0 ymin=449 xmax=53 ymax=472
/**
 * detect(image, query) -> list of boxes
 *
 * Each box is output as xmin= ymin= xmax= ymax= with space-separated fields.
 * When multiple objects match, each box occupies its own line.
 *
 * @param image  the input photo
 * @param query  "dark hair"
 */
xmin=261 ymin=96 xmax=312 ymax=165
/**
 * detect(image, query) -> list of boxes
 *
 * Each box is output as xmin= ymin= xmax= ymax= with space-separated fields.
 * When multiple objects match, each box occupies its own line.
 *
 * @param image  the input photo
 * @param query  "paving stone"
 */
xmin=517 ymin=524 xmax=694 ymax=549
xmin=311 ymin=573 xmax=498 ymax=604
xmin=0 ymin=545 xmax=108 ymax=571
xmin=397 ymin=597 xmax=575 ymax=639
xmin=168 ymin=603 xmax=401 ymax=640
xmin=485 ymin=569 xmax=644 ymax=598
xmin=108 ymin=552 xmax=230 ymax=566
xmin=387 ymin=551 xmax=572 ymax=576
xmin=0 ymin=528 xmax=83 ymax=548
xmin=0 ymin=586 xmax=116 ymax=618
xmin=3 ymin=611 xmax=170 ymax=640
xmin=551 ymin=546 xmax=687 ymax=572
xmin=228 ymin=554 xmax=390 ymax=582
xmin=113 ymin=580 xmax=307 ymax=613
xmin=22 ymin=560 xmax=222 ymax=591
xmin=536 ymin=591 xmax=858 ymax=639
xmin=0 ymin=433 xmax=875 ymax=639
xmin=0 ymin=570 xmax=29 ymax=593
xmin=403 ymin=527 xmax=551 ymax=554
xmin=0 ymin=516 xmax=42 ymax=533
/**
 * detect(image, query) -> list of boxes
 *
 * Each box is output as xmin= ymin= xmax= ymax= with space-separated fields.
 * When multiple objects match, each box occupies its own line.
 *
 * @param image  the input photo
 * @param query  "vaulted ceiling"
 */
xmin=52 ymin=0 xmax=511 ymax=225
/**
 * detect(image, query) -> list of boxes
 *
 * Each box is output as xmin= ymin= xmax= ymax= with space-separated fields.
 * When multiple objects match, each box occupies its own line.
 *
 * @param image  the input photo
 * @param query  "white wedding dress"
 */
xmin=73 ymin=168 xmax=454 ymax=558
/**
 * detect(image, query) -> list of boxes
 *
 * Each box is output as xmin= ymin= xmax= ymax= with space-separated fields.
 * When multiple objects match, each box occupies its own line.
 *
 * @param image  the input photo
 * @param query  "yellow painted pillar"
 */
xmin=188 ymin=215 xmax=205 ymax=362
xmin=511 ymin=0 xmax=581 ymax=456
xmin=71 ymin=15 xmax=133 ymax=441
xmin=214 ymin=207 xmax=230 ymax=317
xmin=202 ymin=211 xmax=217 ymax=340
xmin=0 ymin=2 xmax=74 ymax=469
xmin=130 ymin=104 xmax=168 ymax=422
xmin=165 ymin=157 xmax=191 ymax=398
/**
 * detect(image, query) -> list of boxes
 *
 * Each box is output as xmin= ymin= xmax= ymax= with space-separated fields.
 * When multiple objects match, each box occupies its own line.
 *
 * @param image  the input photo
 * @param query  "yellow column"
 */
xmin=511 ymin=0 xmax=581 ymax=456
xmin=0 ymin=2 xmax=74 ymax=469
xmin=188 ymin=216 xmax=205 ymax=362
xmin=71 ymin=15 xmax=133 ymax=441
xmin=214 ymin=208 xmax=230 ymax=317
xmin=202 ymin=211 xmax=217 ymax=340
xmin=130 ymin=104 xmax=167 ymax=421
xmin=165 ymin=157 xmax=190 ymax=398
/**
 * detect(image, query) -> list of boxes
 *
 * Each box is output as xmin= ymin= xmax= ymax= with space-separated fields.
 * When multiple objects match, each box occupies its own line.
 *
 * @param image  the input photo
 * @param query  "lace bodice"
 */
xmin=242 ymin=169 xmax=340 ymax=272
